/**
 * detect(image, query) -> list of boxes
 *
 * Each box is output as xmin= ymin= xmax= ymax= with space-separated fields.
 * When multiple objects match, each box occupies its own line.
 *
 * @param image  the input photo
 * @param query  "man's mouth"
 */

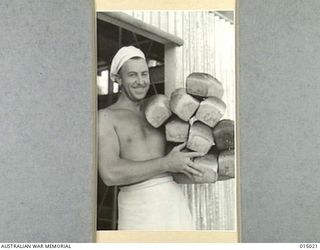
xmin=133 ymin=87 xmax=147 ymax=92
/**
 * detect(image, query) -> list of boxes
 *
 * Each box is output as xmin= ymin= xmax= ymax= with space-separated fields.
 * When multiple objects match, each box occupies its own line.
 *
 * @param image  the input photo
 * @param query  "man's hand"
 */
xmin=164 ymin=142 xmax=204 ymax=178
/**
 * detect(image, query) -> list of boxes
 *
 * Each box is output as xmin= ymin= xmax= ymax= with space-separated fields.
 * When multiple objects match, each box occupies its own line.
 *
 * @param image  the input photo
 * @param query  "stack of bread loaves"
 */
xmin=144 ymin=72 xmax=235 ymax=184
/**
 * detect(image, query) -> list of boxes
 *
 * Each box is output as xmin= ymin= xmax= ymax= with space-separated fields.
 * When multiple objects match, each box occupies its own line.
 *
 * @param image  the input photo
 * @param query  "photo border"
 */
xmin=94 ymin=0 xmax=239 ymax=243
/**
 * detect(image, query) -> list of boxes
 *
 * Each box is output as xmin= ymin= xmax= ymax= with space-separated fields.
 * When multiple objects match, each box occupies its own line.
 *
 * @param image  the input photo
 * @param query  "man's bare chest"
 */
xmin=113 ymin=113 xmax=165 ymax=146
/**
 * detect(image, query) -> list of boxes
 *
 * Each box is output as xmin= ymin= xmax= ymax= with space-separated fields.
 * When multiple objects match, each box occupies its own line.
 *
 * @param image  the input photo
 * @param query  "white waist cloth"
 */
xmin=118 ymin=176 xmax=195 ymax=230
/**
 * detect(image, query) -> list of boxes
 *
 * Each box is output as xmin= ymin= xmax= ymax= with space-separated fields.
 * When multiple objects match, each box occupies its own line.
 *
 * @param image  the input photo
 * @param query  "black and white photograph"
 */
xmin=96 ymin=10 xmax=236 ymax=231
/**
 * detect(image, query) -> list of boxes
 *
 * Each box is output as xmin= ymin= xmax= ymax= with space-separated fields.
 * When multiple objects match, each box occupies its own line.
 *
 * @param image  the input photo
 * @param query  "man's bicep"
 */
xmin=98 ymin=111 xmax=120 ymax=167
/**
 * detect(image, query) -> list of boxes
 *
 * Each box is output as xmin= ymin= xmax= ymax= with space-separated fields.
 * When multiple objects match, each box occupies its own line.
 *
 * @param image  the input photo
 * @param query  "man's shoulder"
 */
xmin=98 ymin=107 xmax=111 ymax=116
xmin=98 ymin=104 xmax=128 ymax=122
xmin=98 ymin=107 xmax=117 ymax=123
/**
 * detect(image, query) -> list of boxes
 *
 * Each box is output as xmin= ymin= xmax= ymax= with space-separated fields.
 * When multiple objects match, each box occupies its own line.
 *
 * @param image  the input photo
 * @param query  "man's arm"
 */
xmin=98 ymin=109 xmax=203 ymax=186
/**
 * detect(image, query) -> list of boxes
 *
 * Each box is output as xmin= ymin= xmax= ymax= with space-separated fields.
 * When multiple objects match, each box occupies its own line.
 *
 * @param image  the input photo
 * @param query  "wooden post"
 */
xmin=164 ymin=43 xmax=178 ymax=97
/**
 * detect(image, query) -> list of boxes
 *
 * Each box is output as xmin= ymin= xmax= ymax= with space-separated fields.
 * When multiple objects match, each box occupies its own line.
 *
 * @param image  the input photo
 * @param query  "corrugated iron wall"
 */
xmin=123 ymin=11 xmax=236 ymax=230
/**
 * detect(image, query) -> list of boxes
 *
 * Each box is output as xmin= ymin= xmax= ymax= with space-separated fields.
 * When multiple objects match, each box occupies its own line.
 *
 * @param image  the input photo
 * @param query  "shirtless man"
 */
xmin=98 ymin=46 xmax=203 ymax=230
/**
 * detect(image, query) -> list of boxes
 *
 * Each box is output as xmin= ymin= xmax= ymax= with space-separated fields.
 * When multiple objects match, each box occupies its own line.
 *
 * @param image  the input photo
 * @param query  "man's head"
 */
xmin=110 ymin=46 xmax=150 ymax=102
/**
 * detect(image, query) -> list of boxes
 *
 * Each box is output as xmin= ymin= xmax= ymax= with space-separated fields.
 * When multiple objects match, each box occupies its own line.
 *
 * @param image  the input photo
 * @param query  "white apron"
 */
xmin=118 ymin=175 xmax=194 ymax=230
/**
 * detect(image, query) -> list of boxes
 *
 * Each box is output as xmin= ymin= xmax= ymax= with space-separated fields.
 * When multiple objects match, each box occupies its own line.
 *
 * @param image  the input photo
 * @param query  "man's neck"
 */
xmin=117 ymin=93 xmax=144 ymax=113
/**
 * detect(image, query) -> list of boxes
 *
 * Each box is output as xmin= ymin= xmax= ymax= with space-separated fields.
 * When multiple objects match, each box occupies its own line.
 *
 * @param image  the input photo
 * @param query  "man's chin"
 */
xmin=129 ymin=93 xmax=147 ymax=102
xmin=134 ymin=92 xmax=148 ymax=99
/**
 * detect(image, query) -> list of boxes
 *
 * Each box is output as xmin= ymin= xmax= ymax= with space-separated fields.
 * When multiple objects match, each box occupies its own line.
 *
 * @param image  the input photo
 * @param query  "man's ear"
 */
xmin=113 ymin=73 xmax=121 ymax=85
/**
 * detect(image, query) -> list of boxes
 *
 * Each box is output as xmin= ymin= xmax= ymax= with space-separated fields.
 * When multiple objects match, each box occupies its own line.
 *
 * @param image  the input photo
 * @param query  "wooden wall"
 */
xmin=123 ymin=11 xmax=236 ymax=230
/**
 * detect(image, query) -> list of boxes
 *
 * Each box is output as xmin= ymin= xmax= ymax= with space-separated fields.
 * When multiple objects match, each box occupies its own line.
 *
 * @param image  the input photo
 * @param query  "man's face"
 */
xmin=117 ymin=57 xmax=150 ymax=102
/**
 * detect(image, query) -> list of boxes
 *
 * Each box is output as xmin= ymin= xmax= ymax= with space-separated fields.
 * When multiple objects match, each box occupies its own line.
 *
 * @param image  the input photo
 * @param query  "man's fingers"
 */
xmin=185 ymin=151 xmax=204 ymax=158
xmin=174 ymin=142 xmax=186 ymax=151
xmin=185 ymin=166 xmax=202 ymax=177
xmin=185 ymin=163 xmax=203 ymax=177
xmin=187 ymin=160 xmax=202 ymax=171
xmin=181 ymin=170 xmax=193 ymax=180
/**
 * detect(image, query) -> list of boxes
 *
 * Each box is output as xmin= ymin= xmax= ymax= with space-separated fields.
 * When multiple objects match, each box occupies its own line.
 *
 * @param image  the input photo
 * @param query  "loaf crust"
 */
xmin=195 ymin=97 xmax=226 ymax=127
xmin=186 ymin=121 xmax=213 ymax=154
xmin=170 ymin=88 xmax=200 ymax=121
xmin=186 ymin=72 xmax=224 ymax=98
xmin=145 ymin=94 xmax=172 ymax=128
xmin=165 ymin=117 xmax=190 ymax=142
xmin=213 ymin=119 xmax=235 ymax=150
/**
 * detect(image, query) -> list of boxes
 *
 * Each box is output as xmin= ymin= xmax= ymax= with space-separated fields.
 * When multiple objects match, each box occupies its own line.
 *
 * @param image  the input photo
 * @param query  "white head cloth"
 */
xmin=110 ymin=46 xmax=146 ymax=83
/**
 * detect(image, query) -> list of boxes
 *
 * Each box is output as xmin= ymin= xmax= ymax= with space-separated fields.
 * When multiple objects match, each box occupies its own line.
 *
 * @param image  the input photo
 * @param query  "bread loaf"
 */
xmin=213 ymin=119 xmax=235 ymax=150
xmin=169 ymin=88 xmax=200 ymax=121
xmin=195 ymin=97 xmax=226 ymax=127
xmin=165 ymin=117 xmax=190 ymax=142
xmin=218 ymin=149 xmax=235 ymax=179
xmin=186 ymin=121 xmax=213 ymax=154
xmin=173 ymin=149 xmax=219 ymax=183
xmin=186 ymin=72 xmax=224 ymax=98
xmin=144 ymin=94 xmax=172 ymax=128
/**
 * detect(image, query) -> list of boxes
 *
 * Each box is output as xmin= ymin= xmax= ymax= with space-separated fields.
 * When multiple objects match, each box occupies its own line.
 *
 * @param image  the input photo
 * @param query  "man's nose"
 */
xmin=136 ymin=75 xmax=146 ymax=86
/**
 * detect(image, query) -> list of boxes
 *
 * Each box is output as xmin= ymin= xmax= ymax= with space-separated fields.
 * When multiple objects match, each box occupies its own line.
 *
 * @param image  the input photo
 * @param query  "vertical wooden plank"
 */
xmin=143 ymin=11 xmax=151 ymax=24
xmin=223 ymin=19 xmax=229 ymax=118
xmin=183 ymin=11 xmax=190 ymax=85
xmin=189 ymin=11 xmax=195 ymax=72
xmin=228 ymin=21 xmax=234 ymax=119
xmin=204 ymin=183 xmax=210 ymax=229
xmin=224 ymin=20 xmax=231 ymax=118
xmin=231 ymin=22 xmax=236 ymax=120
xmin=212 ymin=184 xmax=219 ymax=229
xmin=231 ymin=180 xmax=237 ymax=229
xmin=202 ymin=184 xmax=208 ymax=228
xmin=212 ymin=183 xmax=219 ymax=229
xmin=164 ymin=43 xmax=178 ymax=96
xmin=230 ymin=180 xmax=236 ymax=229
xmin=220 ymin=19 xmax=228 ymax=118
xmin=222 ymin=182 xmax=228 ymax=228
xmin=150 ymin=11 xmax=159 ymax=27
xmin=174 ymin=11 xmax=184 ymax=87
xmin=214 ymin=15 xmax=219 ymax=80
xmin=210 ymin=12 xmax=216 ymax=77
xmin=195 ymin=11 xmax=203 ymax=72
xmin=219 ymin=182 xmax=226 ymax=229
xmin=202 ymin=11 xmax=208 ymax=74
xmin=168 ymin=11 xmax=175 ymax=35
xmin=191 ymin=184 xmax=197 ymax=228
xmin=192 ymin=11 xmax=197 ymax=72
xmin=159 ymin=11 xmax=168 ymax=31
xmin=195 ymin=184 xmax=200 ymax=229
